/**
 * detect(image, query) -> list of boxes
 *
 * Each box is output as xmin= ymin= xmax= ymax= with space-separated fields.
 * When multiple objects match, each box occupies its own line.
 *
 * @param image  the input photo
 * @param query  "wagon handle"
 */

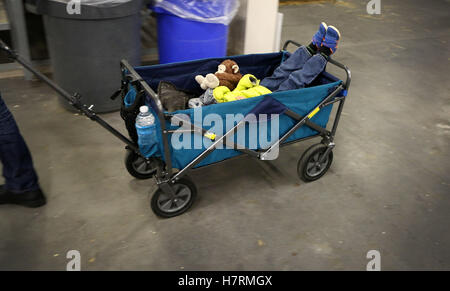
xmin=0 ymin=38 xmax=15 ymax=58
xmin=0 ymin=38 xmax=82 ymax=106
xmin=0 ymin=37 xmax=140 ymax=153
xmin=281 ymin=40 xmax=351 ymax=90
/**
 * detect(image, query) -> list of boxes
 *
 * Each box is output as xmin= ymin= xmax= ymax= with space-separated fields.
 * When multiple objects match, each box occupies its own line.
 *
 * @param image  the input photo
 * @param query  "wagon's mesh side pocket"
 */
xmin=120 ymin=84 xmax=145 ymax=144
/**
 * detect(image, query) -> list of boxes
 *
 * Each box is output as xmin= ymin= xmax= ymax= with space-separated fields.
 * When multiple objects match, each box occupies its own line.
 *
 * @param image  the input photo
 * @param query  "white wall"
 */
xmin=228 ymin=0 xmax=281 ymax=55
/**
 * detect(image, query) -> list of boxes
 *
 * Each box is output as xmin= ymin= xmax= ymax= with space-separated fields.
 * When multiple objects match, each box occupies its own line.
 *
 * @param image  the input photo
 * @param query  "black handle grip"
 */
xmin=0 ymin=38 xmax=9 ymax=51
xmin=0 ymin=38 xmax=8 ymax=49
xmin=0 ymin=38 xmax=17 ymax=59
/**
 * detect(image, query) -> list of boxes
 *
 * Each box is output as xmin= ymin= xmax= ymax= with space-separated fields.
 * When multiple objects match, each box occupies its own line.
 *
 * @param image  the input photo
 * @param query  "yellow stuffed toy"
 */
xmin=213 ymin=74 xmax=272 ymax=103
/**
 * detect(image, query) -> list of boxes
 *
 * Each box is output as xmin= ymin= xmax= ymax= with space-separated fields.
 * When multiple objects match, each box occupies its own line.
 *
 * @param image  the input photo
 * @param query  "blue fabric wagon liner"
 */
xmin=133 ymin=52 xmax=344 ymax=169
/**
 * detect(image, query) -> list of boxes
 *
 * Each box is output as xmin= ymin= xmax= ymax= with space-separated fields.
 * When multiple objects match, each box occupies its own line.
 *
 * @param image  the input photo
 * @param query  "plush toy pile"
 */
xmin=156 ymin=59 xmax=272 ymax=112
xmin=188 ymin=59 xmax=271 ymax=108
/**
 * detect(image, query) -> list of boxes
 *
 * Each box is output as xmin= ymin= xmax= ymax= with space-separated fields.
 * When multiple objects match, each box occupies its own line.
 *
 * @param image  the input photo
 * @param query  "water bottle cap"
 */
xmin=140 ymin=106 xmax=149 ymax=113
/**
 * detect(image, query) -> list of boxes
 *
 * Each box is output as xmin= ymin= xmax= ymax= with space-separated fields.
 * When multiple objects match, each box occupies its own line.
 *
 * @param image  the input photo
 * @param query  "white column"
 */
xmin=229 ymin=0 xmax=281 ymax=55
xmin=243 ymin=0 xmax=280 ymax=54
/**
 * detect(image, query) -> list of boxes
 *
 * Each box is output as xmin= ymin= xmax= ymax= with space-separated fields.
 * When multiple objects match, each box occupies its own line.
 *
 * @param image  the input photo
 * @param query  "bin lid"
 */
xmin=35 ymin=0 xmax=143 ymax=20
xmin=149 ymin=0 xmax=239 ymax=25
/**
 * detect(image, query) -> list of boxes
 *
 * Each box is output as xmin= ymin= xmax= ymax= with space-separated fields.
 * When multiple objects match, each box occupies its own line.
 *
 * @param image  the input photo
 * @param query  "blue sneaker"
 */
xmin=311 ymin=22 xmax=328 ymax=48
xmin=322 ymin=25 xmax=340 ymax=54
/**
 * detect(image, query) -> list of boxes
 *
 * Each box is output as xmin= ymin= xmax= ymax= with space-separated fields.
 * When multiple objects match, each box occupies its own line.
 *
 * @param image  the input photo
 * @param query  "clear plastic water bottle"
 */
xmin=136 ymin=106 xmax=157 ymax=148
xmin=136 ymin=105 xmax=155 ymax=127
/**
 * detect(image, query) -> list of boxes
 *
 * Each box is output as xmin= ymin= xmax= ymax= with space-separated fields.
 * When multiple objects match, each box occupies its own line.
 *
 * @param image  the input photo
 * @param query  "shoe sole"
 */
xmin=327 ymin=25 xmax=341 ymax=38
xmin=22 ymin=198 xmax=47 ymax=208
xmin=0 ymin=197 xmax=46 ymax=208
xmin=323 ymin=25 xmax=340 ymax=54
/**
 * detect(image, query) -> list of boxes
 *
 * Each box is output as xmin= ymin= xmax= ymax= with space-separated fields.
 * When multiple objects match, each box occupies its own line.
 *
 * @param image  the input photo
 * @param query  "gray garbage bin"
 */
xmin=36 ymin=0 xmax=142 ymax=112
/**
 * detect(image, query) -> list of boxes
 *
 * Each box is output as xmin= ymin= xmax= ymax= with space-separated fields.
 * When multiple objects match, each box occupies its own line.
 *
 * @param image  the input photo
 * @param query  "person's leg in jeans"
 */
xmin=275 ymin=25 xmax=341 ymax=92
xmin=276 ymin=53 xmax=328 ymax=91
xmin=260 ymin=22 xmax=329 ymax=91
xmin=0 ymin=93 xmax=46 ymax=207
xmin=260 ymin=46 xmax=314 ymax=91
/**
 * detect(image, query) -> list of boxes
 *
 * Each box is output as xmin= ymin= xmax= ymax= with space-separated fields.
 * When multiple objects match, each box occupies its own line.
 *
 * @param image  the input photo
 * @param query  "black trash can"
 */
xmin=36 ymin=0 xmax=142 ymax=112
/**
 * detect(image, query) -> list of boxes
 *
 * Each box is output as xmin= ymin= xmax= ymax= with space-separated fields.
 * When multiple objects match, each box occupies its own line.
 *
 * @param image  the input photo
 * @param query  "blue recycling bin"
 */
xmin=150 ymin=0 xmax=239 ymax=64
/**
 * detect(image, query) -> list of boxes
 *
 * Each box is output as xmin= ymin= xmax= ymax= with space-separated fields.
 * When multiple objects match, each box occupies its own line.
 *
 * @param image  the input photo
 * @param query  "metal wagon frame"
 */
xmin=0 ymin=39 xmax=351 ymax=218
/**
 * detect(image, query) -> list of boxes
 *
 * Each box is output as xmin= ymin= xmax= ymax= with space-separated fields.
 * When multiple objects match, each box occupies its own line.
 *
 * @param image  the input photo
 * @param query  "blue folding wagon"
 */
xmin=1 ymin=40 xmax=351 ymax=218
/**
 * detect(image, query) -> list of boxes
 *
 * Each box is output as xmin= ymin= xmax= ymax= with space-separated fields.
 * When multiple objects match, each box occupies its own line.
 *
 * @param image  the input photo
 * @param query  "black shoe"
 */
xmin=0 ymin=185 xmax=46 ymax=208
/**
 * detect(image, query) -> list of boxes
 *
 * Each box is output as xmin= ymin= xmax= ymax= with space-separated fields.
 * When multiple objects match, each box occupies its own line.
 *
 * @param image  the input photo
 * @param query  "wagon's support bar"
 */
xmin=120 ymin=60 xmax=174 ymax=179
xmin=170 ymin=114 xmax=262 ymax=182
xmin=282 ymin=40 xmax=351 ymax=146
xmin=0 ymin=38 xmax=140 ymax=154
xmin=260 ymin=84 xmax=345 ymax=159
xmin=284 ymin=109 xmax=331 ymax=137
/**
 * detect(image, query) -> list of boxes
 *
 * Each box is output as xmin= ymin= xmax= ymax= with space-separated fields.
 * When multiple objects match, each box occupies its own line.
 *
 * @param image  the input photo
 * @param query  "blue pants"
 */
xmin=0 ymin=94 xmax=39 ymax=193
xmin=260 ymin=46 xmax=327 ymax=92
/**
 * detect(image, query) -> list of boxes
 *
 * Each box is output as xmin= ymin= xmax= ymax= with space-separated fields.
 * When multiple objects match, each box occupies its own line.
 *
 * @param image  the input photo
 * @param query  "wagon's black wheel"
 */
xmin=151 ymin=177 xmax=197 ymax=218
xmin=297 ymin=143 xmax=333 ymax=182
xmin=125 ymin=150 xmax=157 ymax=179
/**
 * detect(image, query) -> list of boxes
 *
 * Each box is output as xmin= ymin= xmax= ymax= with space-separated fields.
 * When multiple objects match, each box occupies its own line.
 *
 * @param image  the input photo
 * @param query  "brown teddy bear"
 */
xmin=195 ymin=59 xmax=243 ymax=91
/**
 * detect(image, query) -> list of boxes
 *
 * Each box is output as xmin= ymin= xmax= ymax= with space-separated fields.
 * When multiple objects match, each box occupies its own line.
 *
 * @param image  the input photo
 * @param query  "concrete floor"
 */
xmin=0 ymin=0 xmax=449 ymax=270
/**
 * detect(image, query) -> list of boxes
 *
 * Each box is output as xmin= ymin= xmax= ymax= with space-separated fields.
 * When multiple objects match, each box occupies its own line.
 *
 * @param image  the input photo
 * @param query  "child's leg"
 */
xmin=260 ymin=46 xmax=313 ymax=91
xmin=260 ymin=22 xmax=328 ymax=91
xmin=275 ymin=53 xmax=327 ymax=92
xmin=276 ymin=25 xmax=341 ymax=92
